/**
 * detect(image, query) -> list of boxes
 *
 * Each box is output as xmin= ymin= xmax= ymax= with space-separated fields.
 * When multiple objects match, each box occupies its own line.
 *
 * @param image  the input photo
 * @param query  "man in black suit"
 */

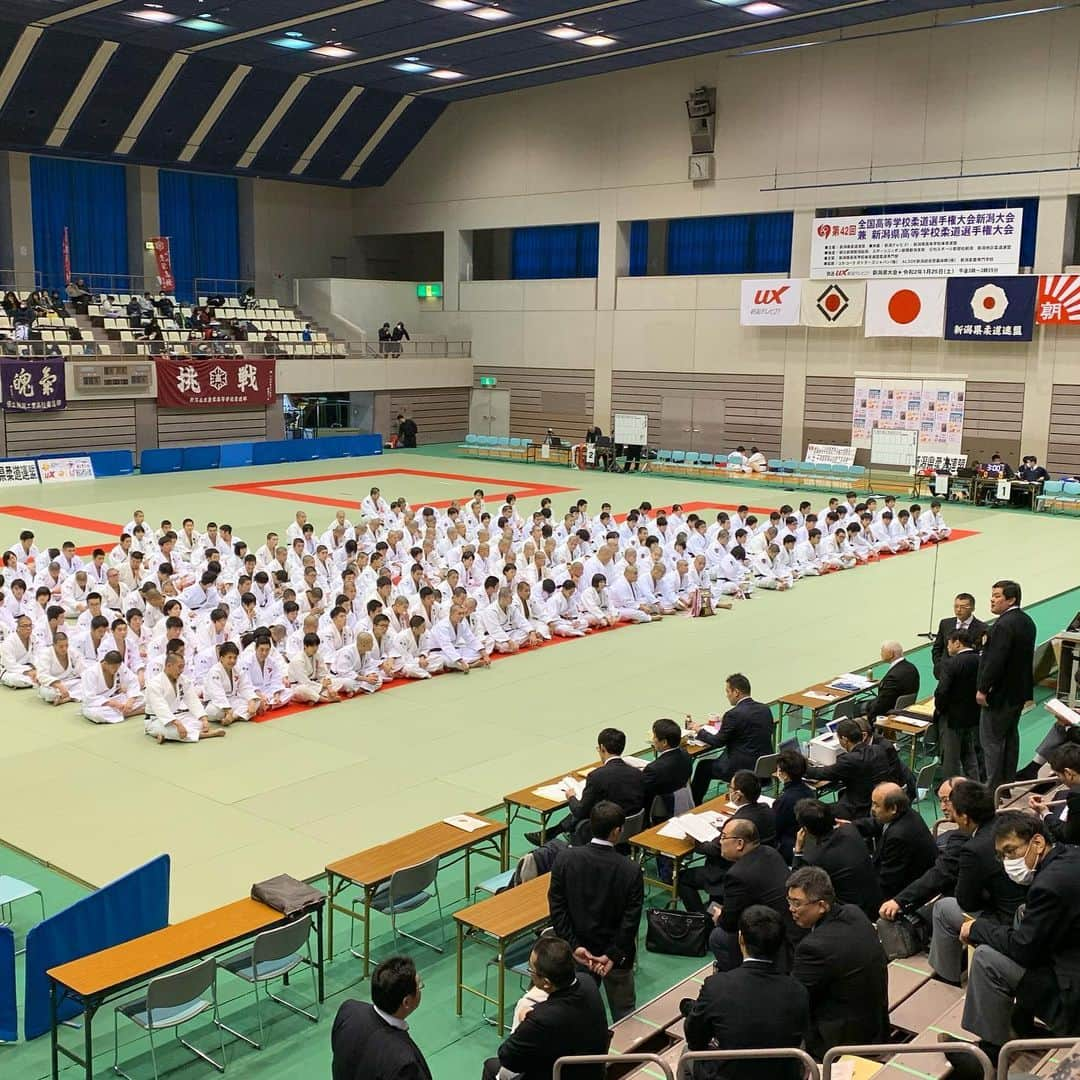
xmin=787 ymin=865 xmax=889 ymax=1060
xmin=932 ymin=593 xmax=986 ymax=675
xmin=332 ymin=955 xmax=431 ymax=1080
xmin=548 ymin=800 xmax=644 ymax=1020
xmin=684 ymin=905 xmax=811 ymax=1080
xmin=525 ymin=727 xmax=644 ymax=846
xmin=641 ymin=717 xmax=692 ymax=822
xmin=804 ymin=718 xmax=895 ymax=819
xmin=689 ymin=673 xmax=776 ymax=804
xmin=1032 ymin=743 xmax=1080 ymax=845
xmin=929 ymin=781 xmax=1030 ymax=985
xmin=959 ymin=812 xmax=1080 ymax=1055
xmin=703 ymin=818 xmax=800 ymax=971
xmin=678 ymin=771 xmax=777 ymax=914
xmin=856 ymin=641 xmax=920 ymax=719
xmin=935 ymin=628 xmax=984 ymax=781
xmin=793 ymin=799 xmax=881 ymax=919
xmin=855 ymin=782 xmax=937 ymax=899
xmin=481 ymin=935 xmax=610 ymax=1080
xmin=977 ymin=580 xmax=1037 ymax=793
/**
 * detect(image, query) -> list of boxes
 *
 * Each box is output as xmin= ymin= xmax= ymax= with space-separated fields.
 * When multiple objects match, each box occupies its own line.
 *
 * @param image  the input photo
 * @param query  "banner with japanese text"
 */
xmin=156 ymin=358 xmax=275 ymax=409
xmin=0 ymin=359 xmax=66 ymax=412
xmin=1036 ymin=275 xmax=1080 ymax=324
xmin=944 ymin=276 xmax=1037 ymax=342
xmin=150 ymin=237 xmax=175 ymax=295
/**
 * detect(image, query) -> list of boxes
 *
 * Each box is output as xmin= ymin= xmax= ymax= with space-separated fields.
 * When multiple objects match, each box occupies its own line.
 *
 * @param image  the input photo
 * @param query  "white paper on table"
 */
xmin=681 ymin=814 xmax=721 ymax=843
xmin=898 ymin=716 xmax=931 ymax=729
xmin=532 ymin=784 xmax=570 ymax=802
xmin=804 ymin=691 xmax=837 ymax=702
xmin=658 ymin=819 xmax=688 ymax=840
xmin=443 ymin=814 xmax=489 ymax=833
xmin=699 ymin=723 xmax=721 ymax=735
xmin=622 ymin=755 xmax=650 ymax=770
xmin=561 ymin=776 xmax=585 ymax=800
xmin=757 ymin=795 xmax=775 ymax=808
xmin=829 ymin=672 xmax=873 ymax=690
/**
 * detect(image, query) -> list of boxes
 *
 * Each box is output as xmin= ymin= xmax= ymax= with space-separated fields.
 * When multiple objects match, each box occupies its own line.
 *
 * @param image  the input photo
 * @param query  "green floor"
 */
xmin=1 ymin=446 xmax=1077 ymax=1078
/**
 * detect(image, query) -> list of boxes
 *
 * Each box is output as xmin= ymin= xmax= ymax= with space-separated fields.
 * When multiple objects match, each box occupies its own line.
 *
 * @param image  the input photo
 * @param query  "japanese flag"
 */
xmin=864 ymin=279 xmax=947 ymax=338
xmin=801 ymin=281 xmax=866 ymax=328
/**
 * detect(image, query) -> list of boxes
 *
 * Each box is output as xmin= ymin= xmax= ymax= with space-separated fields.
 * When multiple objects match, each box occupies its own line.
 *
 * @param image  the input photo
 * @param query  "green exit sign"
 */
xmin=416 ymin=282 xmax=443 ymax=299
xmin=479 ymin=376 xmax=497 ymax=387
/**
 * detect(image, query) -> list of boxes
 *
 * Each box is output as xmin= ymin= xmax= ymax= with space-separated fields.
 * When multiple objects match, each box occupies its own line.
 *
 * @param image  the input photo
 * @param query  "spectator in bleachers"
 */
xmin=126 ymin=295 xmax=143 ymax=326
xmin=66 ymin=279 xmax=92 ymax=313
xmin=378 ymin=321 xmax=392 ymax=355
xmin=263 ymin=331 xmax=285 ymax=359
xmin=302 ymin=323 xmax=313 ymax=342
xmin=48 ymin=290 xmax=69 ymax=318
xmin=102 ymin=295 xmax=124 ymax=317
xmin=139 ymin=320 xmax=166 ymax=357
xmin=153 ymin=293 xmax=175 ymax=320
xmin=13 ymin=299 xmax=34 ymax=338
xmin=331 ymin=955 xmax=430 ymax=1080
xmin=684 ymin=906 xmax=810 ymax=1080
xmin=2 ymin=291 xmax=17 ymax=318
xmin=241 ymin=286 xmax=258 ymax=310
xmin=1031 ymin=742 xmax=1080 ymax=844
xmin=786 ymin=865 xmax=889 ymax=1060
xmin=958 ymin=810 xmax=1080 ymax=1059
xmin=482 ymin=934 xmax=609 ymax=1080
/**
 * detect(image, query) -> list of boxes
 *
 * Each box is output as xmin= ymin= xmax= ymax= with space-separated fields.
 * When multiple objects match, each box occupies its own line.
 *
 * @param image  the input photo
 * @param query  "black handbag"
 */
xmin=645 ymin=907 xmax=710 ymax=957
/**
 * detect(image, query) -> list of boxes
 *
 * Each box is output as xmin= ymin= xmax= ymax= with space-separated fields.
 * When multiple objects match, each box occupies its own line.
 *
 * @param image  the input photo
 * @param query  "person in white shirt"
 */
xmin=144 ymin=652 xmax=223 ymax=743
xmin=1 ymin=615 xmax=38 ymax=688
xmin=824 ymin=527 xmax=857 ymax=571
xmin=481 ymin=587 xmax=538 ymax=652
xmin=204 ymin=642 xmax=260 ymax=724
xmin=429 ymin=606 xmax=489 ymax=672
xmin=774 ymin=536 xmax=804 ymax=581
xmin=552 ymin=579 xmax=591 ymax=635
xmin=285 ymin=511 xmax=308 ymax=546
xmin=753 ymin=544 xmax=793 ymax=591
xmin=361 ymin=486 xmax=390 ymax=523
xmin=331 ymin=631 xmax=383 ymax=694
xmin=36 ymin=632 xmax=84 ymax=704
xmin=242 ymin=635 xmax=294 ymax=712
xmin=392 ymin=616 xmax=444 ymax=678
xmin=916 ymin=500 xmax=952 ymax=542
xmin=608 ymin=565 xmax=661 ymax=622
xmin=895 ymin=509 xmax=921 ymax=552
xmin=290 ymin=632 xmax=346 ymax=701
xmin=794 ymin=530 xmax=825 ymax=577
xmin=746 ymin=446 xmax=767 ymax=472
xmin=81 ymin=651 xmax=143 ymax=724
xmin=581 ymin=574 xmax=620 ymax=628
xmin=57 ymin=541 xmax=83 ymax=580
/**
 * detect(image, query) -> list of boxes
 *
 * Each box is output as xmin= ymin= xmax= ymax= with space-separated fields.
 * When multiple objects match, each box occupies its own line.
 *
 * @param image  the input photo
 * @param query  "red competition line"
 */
xmin=0 ymin=505 xmax=123 ymax=555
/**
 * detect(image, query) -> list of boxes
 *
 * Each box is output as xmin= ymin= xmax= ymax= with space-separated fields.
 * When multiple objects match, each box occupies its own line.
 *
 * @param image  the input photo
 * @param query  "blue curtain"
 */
xmin=511 ymin=224 xmax=599 ymax=279
xmin=158 ymin=170 xmax=240 ymax=301
xmin=629 ymin=221 xmax=649 ymax=276
xmin=665 ymin=212 xmax=793 ymax=276
xmin=836 ymin=197 xmax=1039 ymax=269
xmin=30 ymin=156 xmax=129 ymax=294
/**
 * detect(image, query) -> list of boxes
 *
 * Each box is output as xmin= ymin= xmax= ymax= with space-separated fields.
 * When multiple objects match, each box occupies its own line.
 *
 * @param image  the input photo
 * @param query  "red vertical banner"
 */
xmin=62 ymin=226 xmax=71 ymax=284
xmin=151 ymin=237 xmax=175 ymax=294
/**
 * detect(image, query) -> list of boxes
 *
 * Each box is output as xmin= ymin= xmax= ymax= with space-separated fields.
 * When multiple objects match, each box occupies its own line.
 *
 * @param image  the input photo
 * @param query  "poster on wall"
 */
xmin=801 ymin=281 xmax=865 ymax=327
xmin=852 ymin=377 xmax=965 ymax=455
xmin=1035 ymin=275 xmax=1080 ymax=324
xmin=37 ymin=456 xmax=95 ymax=484
xmin=864 ymin=280 xmax=946 ymax=338
xmin=739 ymin=279 xmax=802 ymax=326
xmin=0 ymin=359 xmax=66 ymax=412
xmin=810 ymin=208 xmax=1023 ymax=279
xmin=156 ymin=359 xmax=275 ymax=409
xmin=944 ymin=276 xmax=1037 ymax=342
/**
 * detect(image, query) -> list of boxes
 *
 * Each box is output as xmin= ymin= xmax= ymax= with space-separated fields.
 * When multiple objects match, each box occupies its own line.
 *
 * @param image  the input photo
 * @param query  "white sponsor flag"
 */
xmin=740 ymin=278 xmax=802 ymax=326
xmin=864 ymin=279 xmax=946 ymax=338
xmin=801 ymin=281 xmax=866 ymax=327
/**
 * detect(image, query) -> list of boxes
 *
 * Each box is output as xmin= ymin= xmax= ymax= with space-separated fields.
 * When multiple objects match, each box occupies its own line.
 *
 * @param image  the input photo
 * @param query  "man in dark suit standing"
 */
xmin=526 ymin=727 xmax=644 ymax=846
xmin=935 ymin=628 xmax=984 ymax=780
xmin=787 ymin=866 xmax=889 ymax=1060
xmin=856 ymin=641 xmax=920 ymax=719
xmin=689 ymin=673 xmax=776 ymax=804
xmin=641 ymin=717 xmax=692 ymax=822
xmin=684 ymin=906 xmax=810 ymax=1080
xmin=932 ymin=592 xmax=986 ymax=677
xmin=804 ymin=718 xmax=895 ymax=819
xmin=793 ymin=799 xmax=882 ymax=919
xmin=549 ymin=800 xmax=645 ymax=1020
xmin=332 ymin=955 xmax=431 ymax=1080
xmin=977 ymin=580 xmax=1037 ymax=793
xmin=482 ymin=935 xmax=610 ymax=1080
xmin=855 ymin=782 xmax=937 ymax=899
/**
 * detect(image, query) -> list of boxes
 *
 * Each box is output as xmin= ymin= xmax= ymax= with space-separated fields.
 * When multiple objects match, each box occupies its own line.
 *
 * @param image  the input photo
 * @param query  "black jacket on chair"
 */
xmin=855 ymin=807 xmax=938 ymax=900
xmin=684 ymin=960 xmax=810 ymax=1080
xmin=932 ymin=617 xmax=987 ymax=677
xmin=495 ymin=972 xmax=611 ymax=1080
xmin=791 ymin=903 xmax=889 ymax=1060
xmin=804 ymin=741 xmax=895 ymax=818
xmin=567 ymin=758 xmax=645 ymax=821
xmin=864 ymin=659 xmax=920 ymax=719
xmin=549 ymin=840 xmax=644 ymax=967
xmin=934 ymin=649 xmax=982 ymax=730
xmin=696 ymin=698 xmax=775 ymax=772
xmin=954 ymin=817 xmax=1029 ymax=922
xmin=796 ymin=823 xmax=882 ymax=920
xmin=331 ymin=1000 xmax=432 ymax=1080
xmin=969 ymin=844 xmax=1080 ymax=1036
xmin=977 ymin=605 xmax=1037 ymax=706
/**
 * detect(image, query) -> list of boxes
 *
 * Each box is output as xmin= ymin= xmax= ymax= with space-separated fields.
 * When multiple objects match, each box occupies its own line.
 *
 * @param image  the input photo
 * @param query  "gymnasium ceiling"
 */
xmin=0 ymin=0 xmax=1019 ymax=186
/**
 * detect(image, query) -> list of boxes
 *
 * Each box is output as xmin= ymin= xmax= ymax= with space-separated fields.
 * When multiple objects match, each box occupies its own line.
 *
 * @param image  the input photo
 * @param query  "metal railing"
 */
xmin=996 ymin=1037 xmax=1079 ymax=1080
xmin=193 ymin=277 xmax=257 ymax=301
xmin=679 ymin=1048 xmax=820 ymax=1078
xmin=554 ymin=1053 xmax=675 ymax=1078
xmin=57 ymin=338 xmax=471 ymax=360
xmin=823 ymin=1042 xmax=994 ymax=1080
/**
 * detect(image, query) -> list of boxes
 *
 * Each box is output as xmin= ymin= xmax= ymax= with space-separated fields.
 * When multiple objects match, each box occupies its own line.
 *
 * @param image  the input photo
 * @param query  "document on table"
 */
xmin=657 ymin=811 xmax=728 ymax=843
xmin=622 ymin=755 xmax=651 ymax=770
xmin=897 ymin=716 xmax=931 ymax=729
xmin=532 ymin=783 xmax=572 ymax=803
xmin=443 ymin=814 xmax=490 ymax=833
xmin=804 ymin=691 xmax=837 ymax=702
xmin=828 ymin=673 xmax=873 ymax=692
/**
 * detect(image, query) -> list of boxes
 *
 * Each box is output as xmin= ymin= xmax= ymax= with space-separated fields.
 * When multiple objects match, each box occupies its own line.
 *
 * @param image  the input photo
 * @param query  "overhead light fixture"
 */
xmin=428 ymin=0 xmax=479 ymax=10
xmin=544 ymin=25 xmax=587 ymax=39
xmin=269 ymin=35 xmax=315 ymax=49
xmin=129 ymin=7 xmax=180 ymax=22
xmin=178 ymin=16 xmax=227 ymax=30
xmin=429 ymin=68 xmax=465 ymax=79
xmin=742 ymin=2 xmax=786 ymax=14
xmin=395 ymin=60 xmax=433 ymax=72
xmin=312 ymin=44 xmax=355 ymax=58
xmin=579 ymin=34 xmax=616 ymax=46
xmin=466 ymin=5 xmax=511 ymax=18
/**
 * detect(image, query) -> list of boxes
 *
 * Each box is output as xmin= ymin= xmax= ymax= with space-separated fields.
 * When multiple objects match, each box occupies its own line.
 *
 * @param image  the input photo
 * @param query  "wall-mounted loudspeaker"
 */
xmin=685 ymin=86 xmax=716 ymax=154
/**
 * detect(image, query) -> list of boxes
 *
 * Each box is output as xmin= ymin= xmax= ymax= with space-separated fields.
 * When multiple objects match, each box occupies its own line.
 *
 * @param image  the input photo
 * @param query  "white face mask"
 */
xmin=1003 ymin=855 xmax=1035 ymax=885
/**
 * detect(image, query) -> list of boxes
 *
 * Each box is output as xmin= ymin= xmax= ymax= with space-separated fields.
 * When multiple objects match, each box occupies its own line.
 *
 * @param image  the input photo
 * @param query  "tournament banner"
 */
xmin=801 ymin=281 xmax=865 ymax=328
xmin=944 ymin=276 xmax=1037 ymax=342
xmin=151 ymin=237 xmax=175 ymax=294
xmin=38 ymin=456 xmax=94 ymax=483
xmin=739 ymin=278 xmax=802 ymax=326
xmin=156 ymin=358 xmax=275 ymax=409
xmin=0 ymin=359 xmax=66 ymax=412
xmin=864 ymin=280 xmax=946 ymax=338
xmin=811 ymin=208 xmax=1023 ymax=279
xmin=852 ymin=377 xmax=965 ymax=454
xmin=805 ymin=443 xmax=856 ymax=466
xmin=1036 ymin=274 xmax=1080 ymax=325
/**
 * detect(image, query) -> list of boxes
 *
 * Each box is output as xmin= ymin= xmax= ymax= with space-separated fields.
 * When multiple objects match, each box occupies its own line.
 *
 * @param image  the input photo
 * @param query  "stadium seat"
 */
xmin=1036 ymin=479 xmax=1063 ymax=510
xmin=671 ymin=450 xmax=686 ymax=465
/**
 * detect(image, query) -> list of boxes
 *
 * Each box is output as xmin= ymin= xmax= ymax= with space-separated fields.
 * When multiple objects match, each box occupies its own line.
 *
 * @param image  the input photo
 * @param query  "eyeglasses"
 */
xmin=786 ymin=895 xmax=817 ymax=909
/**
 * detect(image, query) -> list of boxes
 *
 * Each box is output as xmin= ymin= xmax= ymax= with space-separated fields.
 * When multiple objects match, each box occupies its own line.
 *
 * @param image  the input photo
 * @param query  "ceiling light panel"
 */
xmin=128 ymin=8 xmax=180 ymax=22
xmin=466 ymin=6 xmax=511 ymax=19
xmin=429 ymin=68 xmax=465 ymax=79
xmin=544 ymin=25 xmax=586 ymax=39
xmin=742 ymin=2 xmax=786 ymax=14
xmin=579 ymin=34 xmax=616 ymax=47
xmin=311 ymin=44 xmax=355 ymax=58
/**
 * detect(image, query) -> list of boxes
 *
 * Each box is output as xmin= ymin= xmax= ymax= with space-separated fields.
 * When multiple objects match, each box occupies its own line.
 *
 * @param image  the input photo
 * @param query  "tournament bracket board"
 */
xmin=613 ymin=413 xmax=649 ymax=446
xmin=852 ymin=376 xmax=966 ymax=455
xmin=869 ymin=428 xmax=919 ymax=493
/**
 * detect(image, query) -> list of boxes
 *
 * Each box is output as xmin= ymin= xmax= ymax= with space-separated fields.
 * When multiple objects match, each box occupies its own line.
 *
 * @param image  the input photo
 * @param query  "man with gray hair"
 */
xmin=855 ymin=640 xmax=919 ymax=719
